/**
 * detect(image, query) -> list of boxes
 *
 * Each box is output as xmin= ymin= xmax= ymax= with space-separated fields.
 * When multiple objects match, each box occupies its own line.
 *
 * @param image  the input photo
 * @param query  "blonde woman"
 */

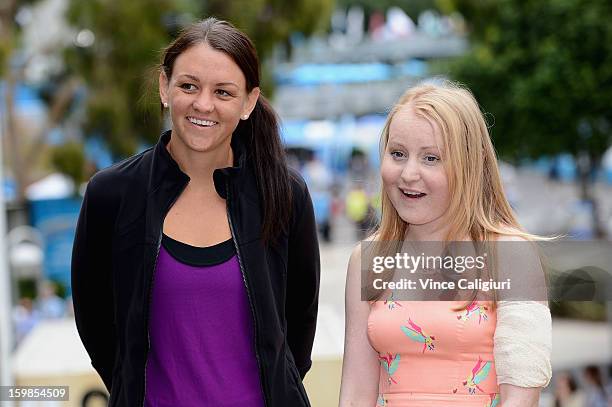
xmin=339 ymin=81 xmax=552 ymax=406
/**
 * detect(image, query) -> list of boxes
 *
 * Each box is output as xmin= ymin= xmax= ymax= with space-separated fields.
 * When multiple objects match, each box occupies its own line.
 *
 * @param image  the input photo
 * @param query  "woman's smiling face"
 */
xmin=159 ymin=42 xmax=259 ymax=153
xmin=381 ymin=105 xmax=451 ymax=238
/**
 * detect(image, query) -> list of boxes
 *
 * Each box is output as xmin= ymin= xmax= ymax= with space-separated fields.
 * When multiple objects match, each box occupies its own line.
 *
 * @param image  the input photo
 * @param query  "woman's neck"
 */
xmin=166 ymin=137 xmax=233 ymax=188
xmin=404 ymin=222 xmax=450 ymax=242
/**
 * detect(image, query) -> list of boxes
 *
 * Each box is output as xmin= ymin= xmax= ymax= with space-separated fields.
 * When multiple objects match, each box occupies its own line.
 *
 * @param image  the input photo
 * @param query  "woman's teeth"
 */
xmin=188 ymin=117 xmax=217 ymax=127
xmin=402 ymin=191 xmax=426 ymax=198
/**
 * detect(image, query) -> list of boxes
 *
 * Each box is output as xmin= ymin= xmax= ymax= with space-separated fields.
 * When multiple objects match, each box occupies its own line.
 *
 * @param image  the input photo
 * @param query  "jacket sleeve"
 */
xmin=71 ymin=175 xmax=117 ymax=391
xmin=286 ymin=178 xmax=320 ymax=379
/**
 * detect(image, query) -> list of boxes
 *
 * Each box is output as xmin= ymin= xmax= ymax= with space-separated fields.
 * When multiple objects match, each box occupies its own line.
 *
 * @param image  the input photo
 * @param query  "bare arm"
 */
xmin=499 ymin=384 xmax=541 ymax=407
xmin=339 ymin=245 xmax=380 ymax=407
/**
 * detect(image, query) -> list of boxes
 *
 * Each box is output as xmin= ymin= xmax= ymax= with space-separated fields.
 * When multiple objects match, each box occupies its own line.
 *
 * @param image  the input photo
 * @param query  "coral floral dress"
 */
xmin=368 ymin=297 xmax=500 ymax=407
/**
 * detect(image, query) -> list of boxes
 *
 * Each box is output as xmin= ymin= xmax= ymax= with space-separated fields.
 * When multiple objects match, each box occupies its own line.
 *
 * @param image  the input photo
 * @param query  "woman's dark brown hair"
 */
xmin=160 ymin=17 xmax=291 ymax=243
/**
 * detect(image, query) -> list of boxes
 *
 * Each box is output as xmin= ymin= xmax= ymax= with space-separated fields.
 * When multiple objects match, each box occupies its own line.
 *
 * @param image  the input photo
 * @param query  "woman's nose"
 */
xmin=193 ymin=92 xmax=215 ymax=113
xmin=399 ymin=159 xmax=421 ymax=183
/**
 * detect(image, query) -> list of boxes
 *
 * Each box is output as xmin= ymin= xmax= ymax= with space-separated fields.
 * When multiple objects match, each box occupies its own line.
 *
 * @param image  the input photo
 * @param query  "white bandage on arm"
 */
xmin=494 ymin=301 xmax=552 ymax=387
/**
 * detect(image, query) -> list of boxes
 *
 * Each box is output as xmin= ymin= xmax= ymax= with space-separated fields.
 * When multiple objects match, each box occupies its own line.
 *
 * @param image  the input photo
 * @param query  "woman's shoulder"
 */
xmin=491 ymin=229 xmax=541 ymax=262
xmin=287 ymin=166 xmax=308 ymax=194
xmin=491 ymin=230 xmax=540 ymax=257
xmin=84 ymin=148 xmax=154 ymax=211
xmin=88 ymin=148 xmax=153 ymax=193
xmin=347 ymin=235 xmax=378 ymax=271
xmin=491 ymin=228 xmax=548 ymax=303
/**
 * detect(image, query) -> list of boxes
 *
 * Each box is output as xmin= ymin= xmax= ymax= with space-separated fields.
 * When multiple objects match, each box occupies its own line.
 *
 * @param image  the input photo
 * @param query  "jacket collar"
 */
xmin=152 ymin=129 xmax=249 ymax=199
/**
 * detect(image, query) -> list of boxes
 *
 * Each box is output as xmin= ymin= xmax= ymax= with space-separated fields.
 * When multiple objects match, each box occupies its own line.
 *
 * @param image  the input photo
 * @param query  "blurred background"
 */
xmin=1 ymin=0 xmax=612 ymax=406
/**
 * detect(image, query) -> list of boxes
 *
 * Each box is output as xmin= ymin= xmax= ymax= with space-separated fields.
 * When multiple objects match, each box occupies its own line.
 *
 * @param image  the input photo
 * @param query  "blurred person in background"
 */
xmin=12 ymin=297 xmax=39 ymax=346
xmin=346 ymin=183 xmax=375 ymax=239
xmin=72 ymin=18 xmax=319 ymax=407
xmin=583 ymin=365 xmax=607 ymax=407
xmin=554 ymin=372 xmax=585 ymax=407
xmin=349 ymin=148 xmax=369 ymax=180
xmin=36 ymin=280 xmax=65 ymax=319
xmin=340 ymin=81 xmax=552 ymax=406
xmin=302 ymin=154 xmax=334 ymax=242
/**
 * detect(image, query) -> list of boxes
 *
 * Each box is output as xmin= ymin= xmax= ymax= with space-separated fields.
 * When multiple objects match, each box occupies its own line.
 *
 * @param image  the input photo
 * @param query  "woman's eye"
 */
xmin=216 ymin=89 xmax=232 ymax=97
xmin=180 ymin=83 xmax=197 ymax=91
xmin=390 ymin=151 xmax=405 ymax=159
xmin=424 ymin=155 xmax=440 ymax=163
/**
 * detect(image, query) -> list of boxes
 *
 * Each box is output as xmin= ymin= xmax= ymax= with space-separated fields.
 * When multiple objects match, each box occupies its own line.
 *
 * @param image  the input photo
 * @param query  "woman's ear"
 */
xmin=243 ymin=87 xmax=260 ymax=118
xmin=159 ymin=71 xmax=169 ymax=105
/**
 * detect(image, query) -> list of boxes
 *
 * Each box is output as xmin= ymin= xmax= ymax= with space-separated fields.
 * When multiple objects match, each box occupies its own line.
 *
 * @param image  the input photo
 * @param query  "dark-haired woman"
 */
xmin=71 ymin=18 xmax=319 ymax=407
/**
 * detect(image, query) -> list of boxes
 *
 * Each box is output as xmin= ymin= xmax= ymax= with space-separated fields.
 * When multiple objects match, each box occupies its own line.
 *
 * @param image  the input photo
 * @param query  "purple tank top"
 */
xmin=144 ymin=237 xmax=265 ymax=407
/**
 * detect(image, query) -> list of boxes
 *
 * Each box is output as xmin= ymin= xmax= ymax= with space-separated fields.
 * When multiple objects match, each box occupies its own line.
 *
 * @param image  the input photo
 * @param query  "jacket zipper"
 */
xmin=226 ymin=180 xmax=269 ymax=407
xmin=141 ymin=183 xmax=188 ymax=407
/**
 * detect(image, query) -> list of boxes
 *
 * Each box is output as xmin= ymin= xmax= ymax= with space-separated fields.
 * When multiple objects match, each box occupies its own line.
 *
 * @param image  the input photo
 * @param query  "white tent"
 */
xmin=25 ymin=173 xmax=74 ymax=201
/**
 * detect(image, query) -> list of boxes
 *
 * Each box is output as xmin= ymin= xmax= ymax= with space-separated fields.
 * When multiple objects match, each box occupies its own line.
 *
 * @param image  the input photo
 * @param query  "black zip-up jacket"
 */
xmin=71 ymin=130 xmax=320 ymax=406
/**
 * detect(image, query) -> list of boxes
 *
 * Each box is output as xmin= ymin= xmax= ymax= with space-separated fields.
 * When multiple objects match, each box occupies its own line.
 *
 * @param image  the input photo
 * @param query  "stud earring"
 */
xmin=163 ymin=102 xmax=168 ymax=108
xmin=242 ymin=115 xmax=248 ymax=120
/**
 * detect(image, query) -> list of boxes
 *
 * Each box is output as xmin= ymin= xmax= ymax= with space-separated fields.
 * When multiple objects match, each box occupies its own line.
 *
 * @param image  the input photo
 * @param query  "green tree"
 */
xmin=441 ymin=0 xmax=612 ymax=237
xmin=65 ymin=0 xmax=335 ymax=159
xmin=50 ymin=141 xmax=86 ymax=190
xmin=65 ymin=0 xmax=177 ymax=157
